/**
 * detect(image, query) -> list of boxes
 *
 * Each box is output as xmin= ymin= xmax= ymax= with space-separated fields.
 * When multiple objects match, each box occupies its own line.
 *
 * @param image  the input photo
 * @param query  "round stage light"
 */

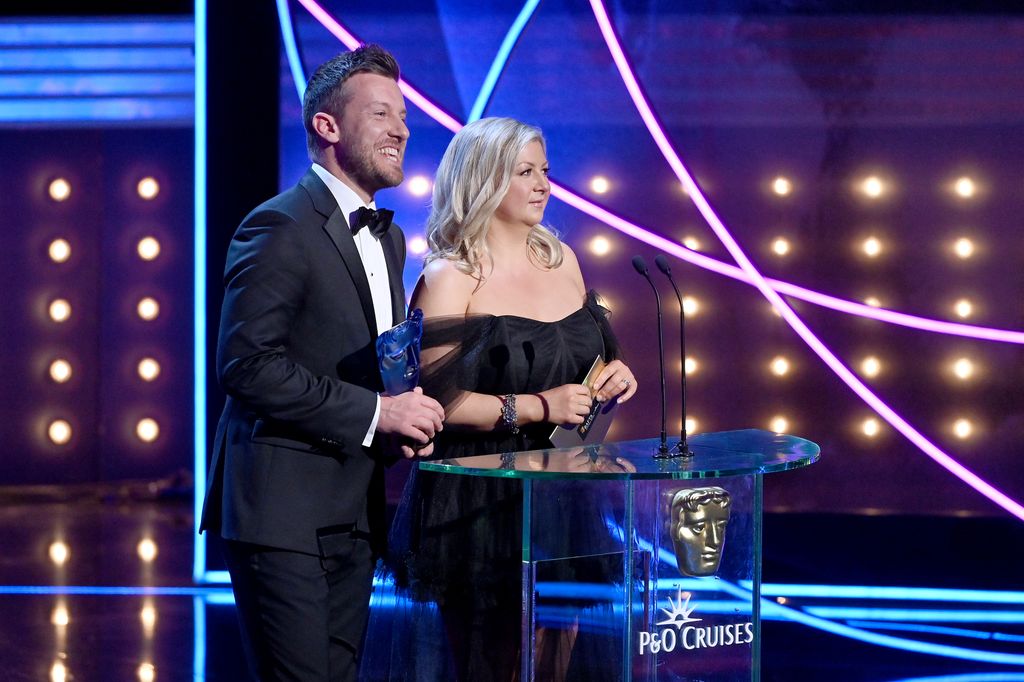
xmin=48 ymin=178 xmax=71 ymax=202
xmin=860 ymin=176 xmax=885 ymax=199
xmin=860 ymin=356 xmax=882 ymax=378
xmin=137 ymin=177 xmax=160 ymax=200
xmin=137 ymin=662 xmax=156 ymax=682
xmin=48 ymin=298 xmax=72 ymax=323
xmin=953 ymin=176 xmax=976 ymax=199
xmin=50 ymin=661 xmax=68 ymax=682
xmin=589 ymin=176 xmax=610 ymax=194
xmin=407 ymin=236 xmax=428 ymax=255
xmin=588 ymin=236 xmax=611 ymax=256
xmin=137 ymin=297 xmax=160 ymax=321
xmin=682 ymin=235 xmax=700 ymax=251
xmin=684 ymin=417 xmax=698 ymax=435
xmin=861 ymin=417 xmax=881 ymax=438
xmin=407 ymin=175 xmax=431 ymax=197
xmin=952 ymin=418 xmax=973 ymax=440
xmin=48 ymin=541 xmax=69 ymax=565
xmin=49 ymin=359 xmax=72 ymax=384
xmin=137 ymin=358 xmax=161 ymax=382
xmin=771 ymin=237 xmax=791 ymax=256
xmin=48 ymin=238 xmax=71 ymax=263
xmin=771 ymin=176 xmax=792 ymax=196
xmin=47 ymin=419 xmax=72 ymax=445
xmin=682 ymin=296 xmax=699 ymax=317
xmin=769 ymin=416 xmax=789 ymax=434
xmin=953 ymin=298 xmax=973 ymax=319
xmin=137 ymin=236 xmax=161 ymax=261
xmin=952 ymin=237 xmax=975 ymax=259
xmin=136 ymin=418 xmax=160 ymax=443
xmin=684 ymin=356 xmax=697 ymax=375
xmin=137 ymin=538 xmax=158 ymax=562
xmin=951 ymin=357 xmax=975 ymax=380
xmin=51 ymin=604 xmax=69 ymax=627
xmin=864 ymin=296 xmax=882 ymax=308
xmin=769 ymin=356 xmax=790 ymax=377
xmin=861 ymin=236 xmax=883 ymax=258
xmin=140 ymin=603 xmax=157 ymax=632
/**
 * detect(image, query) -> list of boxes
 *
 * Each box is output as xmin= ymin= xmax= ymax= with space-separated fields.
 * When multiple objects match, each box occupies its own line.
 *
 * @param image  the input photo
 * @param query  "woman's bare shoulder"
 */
xmin=412 ymin=258 xmax=478 ymax=316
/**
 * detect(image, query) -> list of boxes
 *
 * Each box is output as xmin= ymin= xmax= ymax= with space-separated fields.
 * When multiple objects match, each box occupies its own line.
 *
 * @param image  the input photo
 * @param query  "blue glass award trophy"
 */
xmin=375 ymin=308 xmax=423 ymax=394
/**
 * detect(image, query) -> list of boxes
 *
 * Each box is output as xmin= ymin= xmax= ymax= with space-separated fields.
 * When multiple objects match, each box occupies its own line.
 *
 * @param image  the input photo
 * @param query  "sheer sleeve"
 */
xmin=586 ymin=290 xmax=621 ymax=362
xmin=417 ymin=314 xmax=498 ymax=413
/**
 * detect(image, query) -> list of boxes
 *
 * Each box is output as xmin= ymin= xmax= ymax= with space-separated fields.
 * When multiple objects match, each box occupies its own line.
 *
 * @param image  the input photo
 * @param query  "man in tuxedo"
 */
xmin=200 ymin=45 xmax=445 ymax=681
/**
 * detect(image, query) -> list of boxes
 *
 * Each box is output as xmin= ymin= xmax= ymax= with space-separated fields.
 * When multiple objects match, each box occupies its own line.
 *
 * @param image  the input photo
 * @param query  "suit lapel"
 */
xmin=301 ymin=170 xmax=378 ymax=337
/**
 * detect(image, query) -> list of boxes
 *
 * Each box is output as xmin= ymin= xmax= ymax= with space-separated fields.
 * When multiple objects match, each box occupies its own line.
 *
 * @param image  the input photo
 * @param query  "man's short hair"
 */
xmin=302 ymin=44 xmax=401 ymax=159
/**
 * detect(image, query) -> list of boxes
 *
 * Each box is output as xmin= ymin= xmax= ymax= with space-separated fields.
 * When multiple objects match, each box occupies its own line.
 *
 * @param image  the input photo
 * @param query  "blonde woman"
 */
xmin=388 ymin=117 xmax=636 ymax=681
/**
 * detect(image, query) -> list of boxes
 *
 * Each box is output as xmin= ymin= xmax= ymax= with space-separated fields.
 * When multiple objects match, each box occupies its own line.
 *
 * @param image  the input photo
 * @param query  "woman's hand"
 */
xmin=590 ymin=360 xmax=638 ymax=404
xmin=534 ymin=383 xmax=594 ymax=426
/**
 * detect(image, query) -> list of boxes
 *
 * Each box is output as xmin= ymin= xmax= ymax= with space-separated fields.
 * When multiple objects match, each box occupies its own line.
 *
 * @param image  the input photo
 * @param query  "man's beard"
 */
xmin=342 ymin=143 xmax=403 ymax=194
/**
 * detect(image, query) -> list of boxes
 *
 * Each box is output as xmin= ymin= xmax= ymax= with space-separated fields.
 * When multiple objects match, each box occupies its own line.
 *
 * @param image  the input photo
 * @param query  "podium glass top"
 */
xmin=418 ymin=429 xmax=819 ymax=480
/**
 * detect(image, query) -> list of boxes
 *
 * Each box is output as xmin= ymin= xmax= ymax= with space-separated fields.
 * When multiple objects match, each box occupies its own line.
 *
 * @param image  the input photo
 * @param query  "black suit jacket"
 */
xmin=200 ymin=168 xmax=406 ymax=555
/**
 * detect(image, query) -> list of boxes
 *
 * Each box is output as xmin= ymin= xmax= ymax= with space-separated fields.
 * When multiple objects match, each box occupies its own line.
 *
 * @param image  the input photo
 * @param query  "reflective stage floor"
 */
xmin=1 ymin=489 xmax=1021 ymax=681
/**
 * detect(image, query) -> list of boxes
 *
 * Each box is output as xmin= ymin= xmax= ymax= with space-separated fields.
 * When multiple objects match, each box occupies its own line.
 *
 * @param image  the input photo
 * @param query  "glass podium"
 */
xmin=418 ymin=429 xmax=819 ymax=681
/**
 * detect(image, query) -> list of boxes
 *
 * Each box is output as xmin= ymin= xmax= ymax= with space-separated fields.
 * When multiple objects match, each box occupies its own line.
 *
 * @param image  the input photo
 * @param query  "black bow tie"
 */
xmin=349 ymin=206 xmax=394 ymax=239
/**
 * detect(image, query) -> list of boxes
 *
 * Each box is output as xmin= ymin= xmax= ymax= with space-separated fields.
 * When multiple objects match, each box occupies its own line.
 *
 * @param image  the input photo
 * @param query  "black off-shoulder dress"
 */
xmin=365 ymin=292 xmax=620 ymax=682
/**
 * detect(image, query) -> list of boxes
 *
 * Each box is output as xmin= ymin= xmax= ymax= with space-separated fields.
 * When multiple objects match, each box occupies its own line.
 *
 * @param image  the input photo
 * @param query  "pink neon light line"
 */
xmin=295 ymin=0 xmax=463 ymax=133
xmin=296 ymin=0 xmax=1024 ymax=345
xmin=588 ymin=0 xmax=1024 ymax=521
xmin=552 ymin=190 xmax=1024 ymax=344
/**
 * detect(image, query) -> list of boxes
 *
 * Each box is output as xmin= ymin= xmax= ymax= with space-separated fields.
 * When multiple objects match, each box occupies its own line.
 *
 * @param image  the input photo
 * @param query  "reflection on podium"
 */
xmin=368 ymin=429 xmax=818 ymax=681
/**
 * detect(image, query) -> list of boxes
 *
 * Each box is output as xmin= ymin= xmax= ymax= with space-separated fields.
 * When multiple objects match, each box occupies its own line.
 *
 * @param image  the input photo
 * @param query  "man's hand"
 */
xmin=378 ymin=387 xmax=445 ymax=458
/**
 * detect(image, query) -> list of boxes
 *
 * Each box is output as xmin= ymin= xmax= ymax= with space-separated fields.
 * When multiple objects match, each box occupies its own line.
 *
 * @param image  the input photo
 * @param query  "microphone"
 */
xmin=654 ymin=254 xmax=692 ymax=458
xmin=631 ymin=256 xmax=671 ymax=458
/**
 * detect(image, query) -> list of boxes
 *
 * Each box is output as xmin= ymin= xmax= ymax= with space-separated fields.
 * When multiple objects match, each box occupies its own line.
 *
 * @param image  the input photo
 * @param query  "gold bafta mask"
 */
xmin=666 ymin=486 xmax=731 ymax=577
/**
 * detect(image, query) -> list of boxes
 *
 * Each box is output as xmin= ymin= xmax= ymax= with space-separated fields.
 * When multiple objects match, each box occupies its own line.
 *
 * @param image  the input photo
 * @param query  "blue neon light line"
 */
xmin=0 ymin=47 xmax=194 ymax=70
xmin=761 ymin=584 xmax=1024 ymax=604
xmin=805 ymin=607 xmax=1024 ymax=623
xmin=467 ymin=0 xmax=540 ymax=123
xmin=0 ymin=20 xmax=194 ymax=45
xmin=205 ymin=570 xmax=230 ymax=584
xmin=888 ymin=674 xmax=1024 ymax=682
xmin=193 ymin=0 xmax=209 ymax=585
xmin=276 ymin=0 xmax=307 ymax=100
xmin=758 ymin=597 xmax=1024 ymax=664
xmin=847 ymin=620 xmax=1006 ymax=641
xmin=0 ymin=73 xmax=194 ymax=96
xmin=0 ymin=99 xmax=193 ymax=124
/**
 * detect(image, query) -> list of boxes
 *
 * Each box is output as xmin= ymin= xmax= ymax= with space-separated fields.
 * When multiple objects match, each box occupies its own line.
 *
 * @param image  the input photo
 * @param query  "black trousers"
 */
xmin=223 ymin=531 xmax=375 ymax=682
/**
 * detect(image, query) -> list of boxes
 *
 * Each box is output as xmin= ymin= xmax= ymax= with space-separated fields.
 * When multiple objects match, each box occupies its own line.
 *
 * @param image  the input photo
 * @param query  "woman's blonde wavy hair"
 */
xmin=425 ymin=117 xmax=562 ymax=279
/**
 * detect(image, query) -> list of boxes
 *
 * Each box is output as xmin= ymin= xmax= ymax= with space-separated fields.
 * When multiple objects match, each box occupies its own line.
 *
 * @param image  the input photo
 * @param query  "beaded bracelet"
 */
xmin=500 ymin=393 xmax=519 ymax=435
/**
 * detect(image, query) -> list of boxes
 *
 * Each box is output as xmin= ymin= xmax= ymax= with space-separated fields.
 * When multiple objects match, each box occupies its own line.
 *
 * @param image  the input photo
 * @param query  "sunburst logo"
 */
xmin=655 ymin=589 xmax=701 ymax=629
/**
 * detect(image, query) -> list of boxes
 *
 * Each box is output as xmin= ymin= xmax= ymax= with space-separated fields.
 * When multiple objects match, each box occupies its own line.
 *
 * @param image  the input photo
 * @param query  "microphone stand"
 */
xmin=655 ymin=255 xmax=692 ymax=458
xmin=632 ymin=256 xmax=671 ymax=458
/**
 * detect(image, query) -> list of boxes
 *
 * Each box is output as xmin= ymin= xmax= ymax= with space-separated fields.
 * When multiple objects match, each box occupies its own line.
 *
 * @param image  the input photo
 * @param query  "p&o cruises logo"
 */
xmin=637 ymin=589 xmax=754 ymax=655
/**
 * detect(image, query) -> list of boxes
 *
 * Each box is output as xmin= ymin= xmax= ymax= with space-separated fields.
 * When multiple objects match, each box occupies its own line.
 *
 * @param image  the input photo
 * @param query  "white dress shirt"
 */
xmin=311 ymin=164 xmax=394 ymax=447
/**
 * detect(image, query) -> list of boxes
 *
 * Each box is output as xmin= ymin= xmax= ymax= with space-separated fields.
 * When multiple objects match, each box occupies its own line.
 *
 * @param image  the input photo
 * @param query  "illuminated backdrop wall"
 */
xmin=275 ymin=0 xmax=1024 ymax=517
xmin=1 ymin=18 xmax=194 ymax=485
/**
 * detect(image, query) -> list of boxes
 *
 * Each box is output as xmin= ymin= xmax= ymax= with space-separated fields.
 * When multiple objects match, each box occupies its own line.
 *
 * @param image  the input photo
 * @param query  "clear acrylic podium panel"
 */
xmin=420 ymin=429 xmax=820 ymax=682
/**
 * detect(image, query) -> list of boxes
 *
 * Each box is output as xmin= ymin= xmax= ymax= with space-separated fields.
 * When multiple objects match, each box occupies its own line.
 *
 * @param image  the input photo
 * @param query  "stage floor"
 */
xmin=1 ymin=490 xmax=1021 ymax=680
